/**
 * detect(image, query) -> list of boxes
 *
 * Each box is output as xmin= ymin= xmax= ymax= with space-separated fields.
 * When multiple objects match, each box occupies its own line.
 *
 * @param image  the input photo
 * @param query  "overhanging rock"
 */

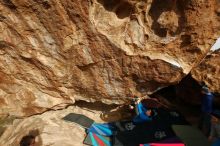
xmin=191 ymin=49 xmax=220 ymax=94
xmin=0 ymin=0 xmax=219 ymax=116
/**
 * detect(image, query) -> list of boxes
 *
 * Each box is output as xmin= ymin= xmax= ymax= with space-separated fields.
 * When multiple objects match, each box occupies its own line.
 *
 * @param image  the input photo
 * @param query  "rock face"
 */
xmin=0 ymin=106 xmax=104 ymax=146
xmin=191 ymin=49 xmax=220 ymax=93
xmin=0 ymin=0 xmax=219 ymax=116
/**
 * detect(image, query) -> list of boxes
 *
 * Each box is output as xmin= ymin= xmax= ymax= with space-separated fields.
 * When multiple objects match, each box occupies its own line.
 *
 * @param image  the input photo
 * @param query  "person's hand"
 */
xmin=129 ymin=105 xmax=134 ymax=110
xmin=136 ymin=98 xmax=141 ymax=104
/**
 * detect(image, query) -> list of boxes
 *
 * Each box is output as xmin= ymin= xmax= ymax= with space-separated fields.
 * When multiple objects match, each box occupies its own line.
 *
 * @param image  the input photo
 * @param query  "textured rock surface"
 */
xmin=0 ymin=0 xmax=219 ymax=116
xmin=0 ymin=106 xmax=104 ymax=146
xmin=191 ymin=49 xmax=220 ymax=93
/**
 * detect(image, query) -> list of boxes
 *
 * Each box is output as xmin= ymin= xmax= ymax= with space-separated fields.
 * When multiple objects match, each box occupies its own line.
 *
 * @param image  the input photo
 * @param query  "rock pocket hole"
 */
xmin=42 ymin=1 xmax=51 ymax=9
xmin=180 ymin=35 xmax=191 ymax=47
xmin=97 ymin=0 xmax=133 ymax=19
xmin=149 ymin=0 xmax=185 ymax=37
xmin=115 ymin=2 xmax=133 ymax=19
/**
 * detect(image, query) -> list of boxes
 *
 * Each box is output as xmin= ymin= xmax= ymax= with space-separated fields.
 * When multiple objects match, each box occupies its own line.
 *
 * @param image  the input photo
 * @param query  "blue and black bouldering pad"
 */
xmin=112 ymin=110 xmax=189 ymax=146
xmin=114 ymin=120 xmax=137 ymax=132
xmin=113 ymin=121 xmax=176 ymax=146
xmin=62 ymin=113 xmax=94 ymax=129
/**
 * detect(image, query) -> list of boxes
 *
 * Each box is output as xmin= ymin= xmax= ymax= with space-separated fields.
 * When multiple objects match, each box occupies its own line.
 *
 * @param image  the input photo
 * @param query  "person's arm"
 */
xmin=137 ymin=102 xmax=146 ymax=115
xmin=137 ymin=102 xmax=151 ymax=121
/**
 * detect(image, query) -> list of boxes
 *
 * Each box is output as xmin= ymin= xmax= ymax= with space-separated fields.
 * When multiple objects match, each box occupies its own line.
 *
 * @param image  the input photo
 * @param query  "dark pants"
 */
xmin=198 ymin=112 xmax=211 ymax=137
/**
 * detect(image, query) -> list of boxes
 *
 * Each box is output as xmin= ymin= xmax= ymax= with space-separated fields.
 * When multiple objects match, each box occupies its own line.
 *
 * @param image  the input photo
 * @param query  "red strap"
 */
xmin=93 ymin=133 xmax=105 ymax=146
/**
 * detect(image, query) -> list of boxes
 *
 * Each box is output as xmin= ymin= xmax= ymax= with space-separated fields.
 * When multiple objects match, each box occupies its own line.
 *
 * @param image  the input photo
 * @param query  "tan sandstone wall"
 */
xmin=192 ymin=49 xmax=220 ymax=93
xmin=0 ymin=0 xmax=219 ymax=116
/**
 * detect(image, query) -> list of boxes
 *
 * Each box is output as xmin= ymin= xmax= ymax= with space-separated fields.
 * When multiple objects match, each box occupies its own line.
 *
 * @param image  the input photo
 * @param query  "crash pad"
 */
xmin=84 ymin=132 xmax=112 ymax=146
xmin=172 ymin=125 xmax=210 ymax=146
xmin=62 ymin=113 xmax=94 ymax=129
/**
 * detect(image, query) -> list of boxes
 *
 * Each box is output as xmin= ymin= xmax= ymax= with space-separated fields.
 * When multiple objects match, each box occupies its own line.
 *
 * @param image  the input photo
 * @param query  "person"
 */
xmin=20 ymin=135 xmax=35 ymax=146
xmin=209 ymin=110 xmax=220 ymax=146
xmin=132 ymin=98 xmax=155 ymax=124
xmin=198 ymin=85 xmax=214 ymax=137
xmin=128 ymin=95 xmax=138 ymax=111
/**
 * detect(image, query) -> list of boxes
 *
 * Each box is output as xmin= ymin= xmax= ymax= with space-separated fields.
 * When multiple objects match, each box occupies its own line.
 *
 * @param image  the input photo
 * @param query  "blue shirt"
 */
xmin=201 ymin=92 xmax=214 ymax=113
xmin=133 ymin=103 xmax=152 ymax=123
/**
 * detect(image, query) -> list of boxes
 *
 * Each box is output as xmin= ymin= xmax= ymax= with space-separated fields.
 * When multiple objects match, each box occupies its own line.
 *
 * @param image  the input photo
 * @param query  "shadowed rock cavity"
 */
xmin=97 ymin=0 xmax=133 ymax=19
xmin=149 ymin=0 xmax=186 ymax=37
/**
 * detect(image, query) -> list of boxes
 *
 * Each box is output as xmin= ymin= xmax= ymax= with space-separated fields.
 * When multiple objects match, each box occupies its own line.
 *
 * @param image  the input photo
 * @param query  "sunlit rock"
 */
xmin=0 ymin=0 xmax=219 ymax=116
